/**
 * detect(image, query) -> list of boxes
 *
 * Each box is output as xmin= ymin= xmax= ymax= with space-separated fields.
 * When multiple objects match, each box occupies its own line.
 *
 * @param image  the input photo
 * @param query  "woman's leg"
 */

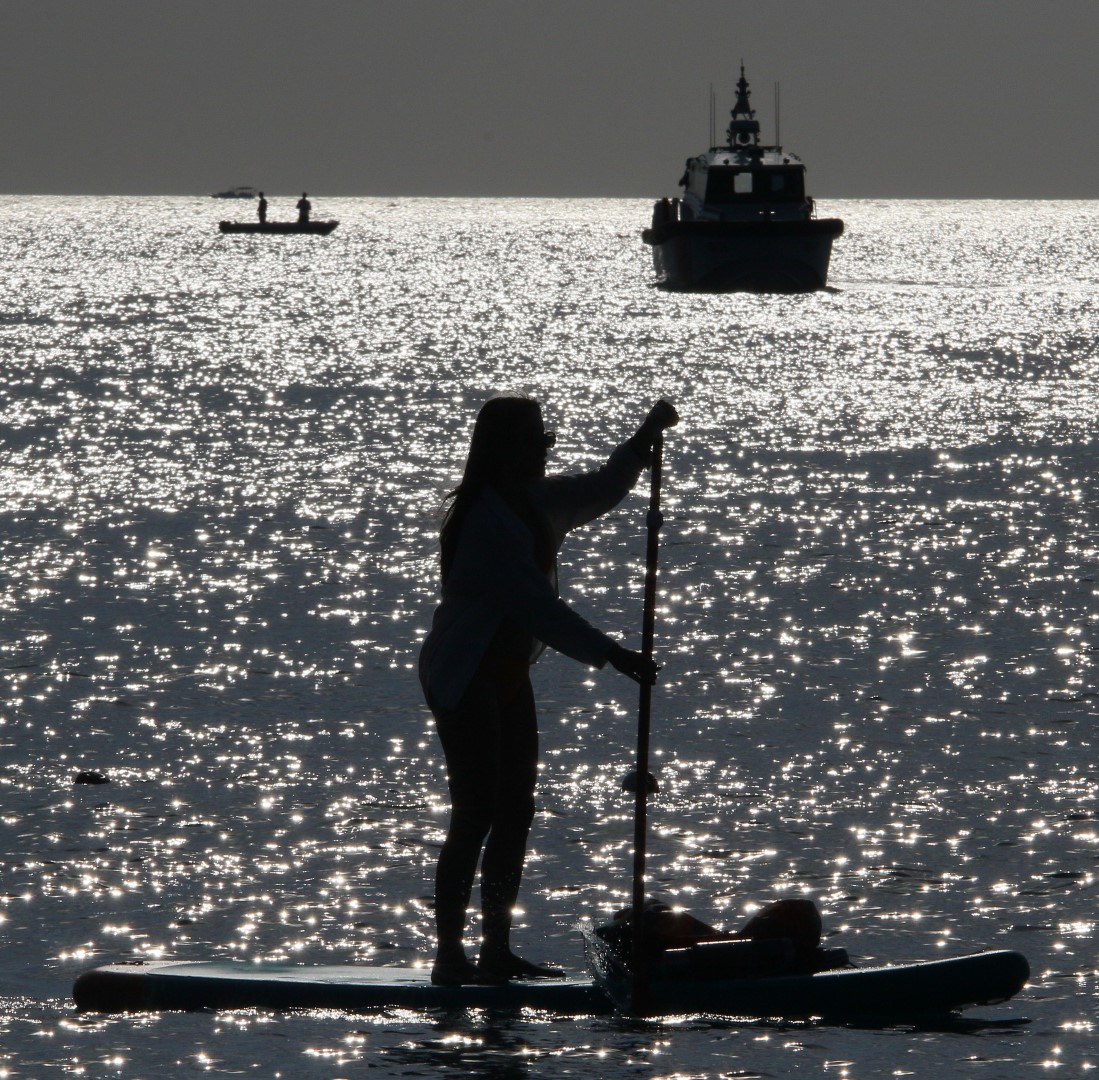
xmin=431 ymin=677 xmax=500 ymax=980
xmin=476 ymin=678 xmax=562 ymax=978
xmin=478 ymin=676 xmax=538 ymax=963
xmin=432 ymin=674 xmax=559 ymax=981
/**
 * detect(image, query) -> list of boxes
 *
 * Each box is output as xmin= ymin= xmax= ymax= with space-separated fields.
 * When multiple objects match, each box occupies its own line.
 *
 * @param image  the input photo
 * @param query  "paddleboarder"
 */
xmin=420 ymin=393 xmax=678 ymax=986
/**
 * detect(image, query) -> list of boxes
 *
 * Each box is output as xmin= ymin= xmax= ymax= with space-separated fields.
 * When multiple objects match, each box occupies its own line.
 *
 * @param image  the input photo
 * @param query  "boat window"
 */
xmin=767 ymin=168 xmax=805 ymax=199
xmin=704 ymin=166 xmax=805 ymax=204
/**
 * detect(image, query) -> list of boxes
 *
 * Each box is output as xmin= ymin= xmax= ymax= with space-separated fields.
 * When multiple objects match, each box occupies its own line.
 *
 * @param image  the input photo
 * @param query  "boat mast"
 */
xmin=726 ymin=62 xmax=761 ymax=152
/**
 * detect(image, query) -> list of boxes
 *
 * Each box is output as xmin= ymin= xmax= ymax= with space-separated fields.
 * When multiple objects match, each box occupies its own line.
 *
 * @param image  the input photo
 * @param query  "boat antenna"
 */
xmin=774 ymin=82 xmax=781 ymax=148
xmin=709 ymin=83 xmax=716 ymax=148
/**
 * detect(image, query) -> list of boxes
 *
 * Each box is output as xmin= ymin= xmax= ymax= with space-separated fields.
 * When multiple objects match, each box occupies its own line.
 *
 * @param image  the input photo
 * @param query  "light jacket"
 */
xmin=419 ymin=441 xmax=647 ymax=711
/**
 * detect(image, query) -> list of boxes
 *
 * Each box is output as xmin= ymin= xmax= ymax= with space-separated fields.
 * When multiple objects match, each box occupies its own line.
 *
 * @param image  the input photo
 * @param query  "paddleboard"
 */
xmin=73 ymin=946 xmax=1028 ymax=1020
xmin=73 ymin=960 xmax=608 ymax=1014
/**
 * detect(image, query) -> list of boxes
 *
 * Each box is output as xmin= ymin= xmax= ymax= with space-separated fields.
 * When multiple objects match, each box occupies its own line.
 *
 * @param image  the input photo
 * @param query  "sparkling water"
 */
xmin=2 ymin=195 xmax=1098 ymax=1076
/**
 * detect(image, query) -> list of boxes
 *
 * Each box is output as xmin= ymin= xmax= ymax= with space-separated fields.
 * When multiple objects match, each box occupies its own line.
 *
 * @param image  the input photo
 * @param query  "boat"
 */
xmin=218 ymin=220 xmax=338 ymax=235
xmin=642 ymin=65 xmax=843 ymax=292
xmin=210 ymin=186 xmax=259 ymax=199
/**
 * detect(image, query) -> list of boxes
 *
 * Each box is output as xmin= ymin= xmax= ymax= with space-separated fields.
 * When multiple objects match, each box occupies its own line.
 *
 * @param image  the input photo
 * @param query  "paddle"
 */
xmin=628 ymin=428 xmax=665 ymax=1011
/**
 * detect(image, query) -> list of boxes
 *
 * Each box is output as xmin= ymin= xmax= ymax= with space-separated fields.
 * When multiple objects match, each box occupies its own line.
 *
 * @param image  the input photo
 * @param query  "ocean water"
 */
xmin=1 ymin=194 xmax=1099 ymax=1076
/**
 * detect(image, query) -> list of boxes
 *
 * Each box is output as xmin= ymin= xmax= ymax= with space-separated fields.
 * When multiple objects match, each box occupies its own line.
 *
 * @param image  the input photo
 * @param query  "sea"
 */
xmin=2 ymin=194 xmax=1098 ymax=1077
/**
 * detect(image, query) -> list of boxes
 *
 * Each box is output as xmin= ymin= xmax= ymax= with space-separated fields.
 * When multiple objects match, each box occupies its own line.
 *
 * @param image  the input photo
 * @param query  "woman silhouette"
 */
xmin=420 ymin=393 xmax=678 ymax=985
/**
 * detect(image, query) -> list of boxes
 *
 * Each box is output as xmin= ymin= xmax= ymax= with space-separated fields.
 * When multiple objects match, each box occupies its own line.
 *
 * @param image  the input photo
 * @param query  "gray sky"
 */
xmin=3 ymin=0 xmax=1096 ymax=198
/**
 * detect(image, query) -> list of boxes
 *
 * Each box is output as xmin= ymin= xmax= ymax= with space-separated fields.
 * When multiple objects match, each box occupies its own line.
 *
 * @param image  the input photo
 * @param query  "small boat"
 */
xmin=210 ymin=186 xmax=259 ymax=199
xmin=218 ymin=220 xmax=338 ymax=235
xmin=643 ymin=65 xmax=843 ymax=292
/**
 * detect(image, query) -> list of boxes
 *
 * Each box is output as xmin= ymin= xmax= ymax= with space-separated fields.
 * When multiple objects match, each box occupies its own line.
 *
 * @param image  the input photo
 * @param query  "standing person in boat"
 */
xmin=257 ymin=191 xmax=267 ymax=225
xmin=420 ymin=393 xmax=678 ymax=986
xmin=296 ymin=192 xmax=311 ymax=224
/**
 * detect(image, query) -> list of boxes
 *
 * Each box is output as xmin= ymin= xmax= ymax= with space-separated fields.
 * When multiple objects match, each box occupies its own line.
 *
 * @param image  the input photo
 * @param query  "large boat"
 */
xmin=642 ymin=66 xmax=843 ymax=292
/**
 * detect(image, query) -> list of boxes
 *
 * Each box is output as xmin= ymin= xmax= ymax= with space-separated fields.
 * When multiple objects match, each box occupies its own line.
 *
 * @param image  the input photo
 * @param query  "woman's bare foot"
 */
xmin=431 ymin=956 xmax=510 ymax=986
xmin=477 ymin=950 xmax=565 ymax=981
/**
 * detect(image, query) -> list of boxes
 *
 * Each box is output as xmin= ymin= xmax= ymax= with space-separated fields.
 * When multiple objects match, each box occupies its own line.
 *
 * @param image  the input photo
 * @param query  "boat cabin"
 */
xmin=692 ymin=162 xmax=806 ymax=206
xmin=678 ymin=66 xmax=816 ymax=221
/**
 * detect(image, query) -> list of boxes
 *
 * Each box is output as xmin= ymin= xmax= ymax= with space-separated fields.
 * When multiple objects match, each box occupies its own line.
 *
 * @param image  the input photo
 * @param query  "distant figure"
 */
xmin=296 ymin=192 xmax=311 ymax=224
xmin=419 ymin=393 xmax=678 ymax=986
xmin=257 ymin=192 xmax=267 ymax=225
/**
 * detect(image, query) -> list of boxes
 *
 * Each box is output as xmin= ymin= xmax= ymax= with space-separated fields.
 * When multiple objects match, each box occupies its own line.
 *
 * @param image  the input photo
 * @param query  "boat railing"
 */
xmin=651 ymin=194 xmax=820 ymax=229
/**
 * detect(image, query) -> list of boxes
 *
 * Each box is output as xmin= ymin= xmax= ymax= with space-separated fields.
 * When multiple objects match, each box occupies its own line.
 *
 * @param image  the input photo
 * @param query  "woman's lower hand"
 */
xmin=608 ymin=643 xmax=659 ymax=685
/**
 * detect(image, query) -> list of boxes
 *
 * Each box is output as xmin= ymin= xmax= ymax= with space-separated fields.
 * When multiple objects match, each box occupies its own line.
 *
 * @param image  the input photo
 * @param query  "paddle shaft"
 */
xmin=629 ymin=430 xmax=664 ymax=1008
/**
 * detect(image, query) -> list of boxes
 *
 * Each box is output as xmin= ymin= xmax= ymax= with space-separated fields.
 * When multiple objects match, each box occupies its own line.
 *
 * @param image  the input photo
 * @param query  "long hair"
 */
xmin=439 ymin=394 xmax=544 ymax=582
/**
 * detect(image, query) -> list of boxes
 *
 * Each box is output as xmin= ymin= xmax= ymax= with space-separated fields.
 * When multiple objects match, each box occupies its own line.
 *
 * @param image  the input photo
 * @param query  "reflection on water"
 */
xmin=2 ymin=196 xmax=1099 ymax=1075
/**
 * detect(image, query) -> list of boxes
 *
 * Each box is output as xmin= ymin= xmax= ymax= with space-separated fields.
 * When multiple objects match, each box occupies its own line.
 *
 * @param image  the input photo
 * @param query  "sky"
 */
xmin=2 ymin=0 xmax=1097 ymax=199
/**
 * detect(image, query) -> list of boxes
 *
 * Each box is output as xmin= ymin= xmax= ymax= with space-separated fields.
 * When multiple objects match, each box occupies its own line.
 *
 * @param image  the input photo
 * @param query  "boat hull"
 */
xmin=643 ymin=217 xmax=843 ymax=292
xmin=218 ymin=221 xmax=338 ymax=235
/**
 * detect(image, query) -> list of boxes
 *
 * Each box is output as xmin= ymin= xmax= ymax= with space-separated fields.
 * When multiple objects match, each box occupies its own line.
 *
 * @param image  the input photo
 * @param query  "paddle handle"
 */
xmin=629 ymin=430 xmax=664 ymax=1009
